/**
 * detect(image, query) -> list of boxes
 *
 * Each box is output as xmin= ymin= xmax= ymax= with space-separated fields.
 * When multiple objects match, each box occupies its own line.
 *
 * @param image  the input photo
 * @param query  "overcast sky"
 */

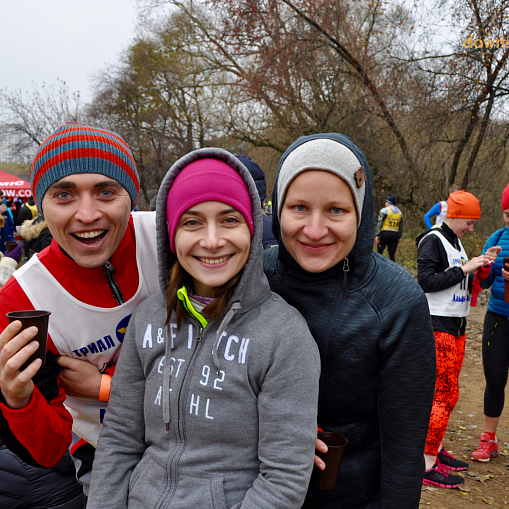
xmin=0 ymin=0 xmax=139 ymax=103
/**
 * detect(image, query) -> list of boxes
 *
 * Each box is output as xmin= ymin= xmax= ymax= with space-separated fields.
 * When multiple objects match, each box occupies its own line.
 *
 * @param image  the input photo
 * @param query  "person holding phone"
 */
xmin=471 ymin=184 xmax=509 ymax=463
xmin=417 ymin=190 xmax=500 ymax=488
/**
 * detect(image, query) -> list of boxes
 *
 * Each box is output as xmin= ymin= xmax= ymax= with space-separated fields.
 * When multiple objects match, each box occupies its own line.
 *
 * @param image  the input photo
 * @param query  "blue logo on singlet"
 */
xmin=452 ymin=295 xmax=471 ymax=302
xmin=116 ymin=314 xmax=132 ymax=344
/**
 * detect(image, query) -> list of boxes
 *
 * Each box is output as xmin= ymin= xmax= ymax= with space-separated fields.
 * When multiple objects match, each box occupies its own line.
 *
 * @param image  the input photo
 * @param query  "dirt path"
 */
xmin=420 ymin=302 xmax=509 ymax=508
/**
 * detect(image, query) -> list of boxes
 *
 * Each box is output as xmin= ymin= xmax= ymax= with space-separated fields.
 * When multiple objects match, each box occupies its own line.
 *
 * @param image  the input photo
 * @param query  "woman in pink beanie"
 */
xmin=88 ymin=148 xmax=321 ymax=509
xmin=470 ymin=184 xmax=509 ymax=463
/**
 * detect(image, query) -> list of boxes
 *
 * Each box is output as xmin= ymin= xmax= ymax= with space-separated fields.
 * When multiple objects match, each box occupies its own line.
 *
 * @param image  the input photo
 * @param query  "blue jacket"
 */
xmin=0 ymin=211 xmax=15 ymax=254
xmin=481 ymin=227 xmax=509 ymax=316
xmin=264 ymin=133 xmax=436 ymax=509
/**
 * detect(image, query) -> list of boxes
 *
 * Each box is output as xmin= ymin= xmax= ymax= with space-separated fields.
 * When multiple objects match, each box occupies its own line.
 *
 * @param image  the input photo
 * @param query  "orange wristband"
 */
xmin=99 ymin=374 xmax=112 ymax=402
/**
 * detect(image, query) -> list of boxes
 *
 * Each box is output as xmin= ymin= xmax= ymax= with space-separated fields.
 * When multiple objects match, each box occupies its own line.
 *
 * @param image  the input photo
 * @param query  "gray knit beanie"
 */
xmin=277 ymin=139 xmax=366 ymax=226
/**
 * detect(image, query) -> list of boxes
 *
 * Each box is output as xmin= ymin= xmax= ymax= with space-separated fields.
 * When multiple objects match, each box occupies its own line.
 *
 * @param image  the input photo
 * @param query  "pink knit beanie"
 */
xmin=166 ymin=158 xmax=253 ymax=253
xmin=502 ymin=183 xmax=509 ymax=211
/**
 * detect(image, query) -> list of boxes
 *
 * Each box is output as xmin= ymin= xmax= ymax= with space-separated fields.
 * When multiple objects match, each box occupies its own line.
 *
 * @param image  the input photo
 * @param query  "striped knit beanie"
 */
xmin=31 ymin=125 xmax=139 ymax=212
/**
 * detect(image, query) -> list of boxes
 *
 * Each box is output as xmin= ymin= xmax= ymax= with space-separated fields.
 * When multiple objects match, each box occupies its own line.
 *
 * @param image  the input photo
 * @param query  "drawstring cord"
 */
xmin=212 ymin=302 xmax=242 ymax=375
xmin=163 ymin=324 xmax=172 ymax=432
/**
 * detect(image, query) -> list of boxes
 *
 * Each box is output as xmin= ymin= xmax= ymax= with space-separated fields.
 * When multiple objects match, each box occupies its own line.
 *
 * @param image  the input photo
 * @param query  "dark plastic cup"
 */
xmin=4 ymin=241 xmax=17 ymax=252
xmin=314 ymin=431 xmax=349 ymax=490
xmin=6 ymin=310 xmax=51 ymax=370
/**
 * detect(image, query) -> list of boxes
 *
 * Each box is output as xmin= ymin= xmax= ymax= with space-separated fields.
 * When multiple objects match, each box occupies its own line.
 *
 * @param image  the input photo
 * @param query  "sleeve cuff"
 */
xmin=0 ymin=386 xmax=38 ymax=419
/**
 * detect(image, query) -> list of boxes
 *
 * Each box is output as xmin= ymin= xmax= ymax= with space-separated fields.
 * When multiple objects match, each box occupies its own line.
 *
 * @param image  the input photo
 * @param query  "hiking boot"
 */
xmin=423 ymin=462 xmax=464 ymax=489
xmin=471 ymin=433 xmax=499 ymax=462
xmin=437 ymin=448 xmax=469 ymax=471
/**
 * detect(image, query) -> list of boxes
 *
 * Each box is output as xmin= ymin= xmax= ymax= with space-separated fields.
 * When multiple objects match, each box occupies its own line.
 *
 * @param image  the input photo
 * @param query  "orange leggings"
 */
xmin=425 ymin=331 xmax=466 ymax=456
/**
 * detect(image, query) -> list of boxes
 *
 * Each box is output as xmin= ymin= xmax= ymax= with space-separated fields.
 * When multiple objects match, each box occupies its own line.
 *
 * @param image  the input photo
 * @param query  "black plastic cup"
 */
xmin=313 ymin=431 xmax=349 ymax=490
xmin=6 ymin=310 xmax=51 ymax=370
xmin=4 ymin=241 xmax=17 ymax=252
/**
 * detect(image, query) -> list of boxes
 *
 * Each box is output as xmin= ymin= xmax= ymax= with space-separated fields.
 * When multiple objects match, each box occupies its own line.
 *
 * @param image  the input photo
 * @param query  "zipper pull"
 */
xmin=196 ymin=326 xmax=203 ymax=342
xmin=104 ymin=261 xmax=116 ymax=275
xmin=342 ymin=257 xmax=350 ymax=290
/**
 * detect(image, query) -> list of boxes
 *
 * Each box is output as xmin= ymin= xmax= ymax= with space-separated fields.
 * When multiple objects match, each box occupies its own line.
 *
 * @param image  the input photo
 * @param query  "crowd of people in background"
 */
xmin=0 ymin=191 xmax=53 ymax=260
xmin=0 ymin=126 xmax=507 ymax=509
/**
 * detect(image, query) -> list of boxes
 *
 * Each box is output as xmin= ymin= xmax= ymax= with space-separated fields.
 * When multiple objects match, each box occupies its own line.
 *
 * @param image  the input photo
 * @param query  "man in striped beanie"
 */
xmin=31 ymin=125 xmax=140 ymax=268
xmin=0 ymin=125 xmax=160 ymax=505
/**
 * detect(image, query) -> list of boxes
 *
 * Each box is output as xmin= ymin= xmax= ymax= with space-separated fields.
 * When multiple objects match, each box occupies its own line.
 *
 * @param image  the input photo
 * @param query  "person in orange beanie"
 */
xmin=417 ymin=190 xmax=501 ymax=488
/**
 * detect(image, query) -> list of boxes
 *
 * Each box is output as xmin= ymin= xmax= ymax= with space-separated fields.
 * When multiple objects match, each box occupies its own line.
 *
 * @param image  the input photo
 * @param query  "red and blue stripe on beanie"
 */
xmin=31 ymin=125 xmax=140 ymax=211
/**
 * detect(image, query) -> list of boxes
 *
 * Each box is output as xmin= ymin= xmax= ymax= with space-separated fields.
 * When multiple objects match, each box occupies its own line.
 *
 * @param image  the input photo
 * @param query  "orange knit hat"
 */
xmin=446 ymin=190 xmax=481 ymax=219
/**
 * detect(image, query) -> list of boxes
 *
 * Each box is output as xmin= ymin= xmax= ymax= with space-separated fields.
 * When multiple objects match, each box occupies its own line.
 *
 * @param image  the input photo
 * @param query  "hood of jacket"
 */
xmin=234 ymin=154 xmax=266 ymax=206
xmin=20 ymin=216 xmax=48 ymax=242
xmin=271 ymin=133 xmax=375 ymax=286
xmin=155 ymin=147 xmax=271 ymax=315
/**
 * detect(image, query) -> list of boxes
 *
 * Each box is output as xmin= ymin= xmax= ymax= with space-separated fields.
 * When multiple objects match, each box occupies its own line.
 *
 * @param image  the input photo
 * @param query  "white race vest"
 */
xmin=13 ymin=212 xmax=159 ymax=447
xmin=419 ymin=229 xmax=470 ymax=317
xmin=435 ymin=201 xmax=447 ymax=226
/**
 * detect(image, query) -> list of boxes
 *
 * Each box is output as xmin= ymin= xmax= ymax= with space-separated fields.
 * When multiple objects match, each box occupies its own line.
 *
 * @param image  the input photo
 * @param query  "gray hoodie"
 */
xmin=87 ymin=148 xmax=321 ymax=509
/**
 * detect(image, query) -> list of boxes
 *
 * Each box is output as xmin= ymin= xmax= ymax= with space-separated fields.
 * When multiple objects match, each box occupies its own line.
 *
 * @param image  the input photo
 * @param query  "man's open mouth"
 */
xmin=72 ymin=230 xmax=107 ymax=244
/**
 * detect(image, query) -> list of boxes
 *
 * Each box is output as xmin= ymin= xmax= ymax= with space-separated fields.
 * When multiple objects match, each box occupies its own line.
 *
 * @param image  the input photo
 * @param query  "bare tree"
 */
xmin=445 ymin=0 xmax=509 ymax=190
xmin=145 ymin=0 xmax=436 ymax=204
xmin=88 ymin=12 xmax=221 ymax=205
xmin=0 ymin=80 xmax=82 ymax=161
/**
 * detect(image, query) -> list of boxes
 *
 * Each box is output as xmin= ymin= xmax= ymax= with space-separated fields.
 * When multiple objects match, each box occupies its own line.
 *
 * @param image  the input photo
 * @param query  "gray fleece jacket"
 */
xmin=87 ymin=148 xmax=321 ymax=509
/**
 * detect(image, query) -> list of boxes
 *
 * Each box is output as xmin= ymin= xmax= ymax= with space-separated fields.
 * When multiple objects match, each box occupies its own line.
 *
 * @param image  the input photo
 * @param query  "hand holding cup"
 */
xmin=313 ymin=431 xmax=349 ymax=490
xmin=4 ymin=241 xmax=18 ymax=252
xmin=0 ymin=311 xmax=51 ymax=409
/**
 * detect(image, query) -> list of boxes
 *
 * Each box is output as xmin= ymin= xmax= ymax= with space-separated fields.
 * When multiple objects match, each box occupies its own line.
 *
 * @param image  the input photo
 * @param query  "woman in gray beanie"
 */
xmin=264 ymin=133 xmax=436 ymax=508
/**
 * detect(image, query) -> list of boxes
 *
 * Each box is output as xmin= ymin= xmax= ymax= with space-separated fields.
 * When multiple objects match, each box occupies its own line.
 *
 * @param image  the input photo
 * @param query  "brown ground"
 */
xmin=420 ymin=300 xmax=509 ymax=508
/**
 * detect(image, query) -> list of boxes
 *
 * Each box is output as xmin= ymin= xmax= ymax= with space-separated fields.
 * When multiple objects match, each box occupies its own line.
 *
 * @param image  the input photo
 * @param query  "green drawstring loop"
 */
xmin=177 ymin=286 xmax=209 ymax=329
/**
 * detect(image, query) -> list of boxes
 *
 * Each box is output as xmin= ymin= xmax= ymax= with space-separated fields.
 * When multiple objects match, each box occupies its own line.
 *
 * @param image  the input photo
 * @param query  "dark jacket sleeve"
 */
xmin=375 ymin=272 xmax=436 ymax=508
xmin=33 ymin=227 xmax=53 ymax=253
xmin=262 ymin=215 xmax=278 ymax=249
xmin=417 ymin=234 xmax=465 ymax=293
xmin=375 ymin=210 xmax=387 ymax=236
xmin=0 ymin=445 xmax=31 ymax=509
xmin=0 ymin=445 xmax=83 ymax=509
xmin=16 ymin=206 xmax=33 ymax=226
